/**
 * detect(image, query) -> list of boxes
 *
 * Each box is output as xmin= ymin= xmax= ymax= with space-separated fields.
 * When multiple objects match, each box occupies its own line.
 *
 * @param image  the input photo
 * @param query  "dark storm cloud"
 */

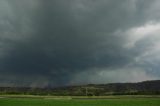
xmin=0 ymin=0 xmax=160 ymax=87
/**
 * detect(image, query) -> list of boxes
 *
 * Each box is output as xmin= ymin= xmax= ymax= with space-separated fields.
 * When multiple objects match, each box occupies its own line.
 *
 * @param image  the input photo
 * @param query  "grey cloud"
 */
xmin=0 ymin=0 xmax=160 ymax=87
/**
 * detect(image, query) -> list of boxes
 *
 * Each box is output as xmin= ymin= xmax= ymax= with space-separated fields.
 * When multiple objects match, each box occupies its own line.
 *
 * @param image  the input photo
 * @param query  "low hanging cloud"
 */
xmin=0 ymin=0 xmax=160 ymax=87
xmin=71 ymin=67 xmax=157 ymax=85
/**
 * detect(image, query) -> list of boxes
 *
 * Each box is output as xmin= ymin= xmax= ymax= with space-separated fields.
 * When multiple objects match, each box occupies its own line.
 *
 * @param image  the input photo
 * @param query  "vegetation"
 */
xmin=0 ymin=80 xmax=160 ymax=96
xmin=0 ymin=95 xmax=160 ymax=106
xmin=0 ymin=80 xmax=160 ymax=106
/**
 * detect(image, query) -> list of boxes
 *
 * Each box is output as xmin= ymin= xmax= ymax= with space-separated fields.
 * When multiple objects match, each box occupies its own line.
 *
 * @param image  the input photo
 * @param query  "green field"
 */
xmin=0 ymin=95 xmax=160 ymax=106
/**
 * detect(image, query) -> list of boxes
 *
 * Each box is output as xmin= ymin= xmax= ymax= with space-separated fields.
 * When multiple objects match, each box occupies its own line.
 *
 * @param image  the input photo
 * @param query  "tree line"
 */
xmin=0 ymin=80 xmax=160 ymax=96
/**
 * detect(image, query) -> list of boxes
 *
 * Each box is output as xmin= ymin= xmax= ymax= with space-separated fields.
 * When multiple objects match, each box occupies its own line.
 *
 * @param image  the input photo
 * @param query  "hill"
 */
xmin=0 ymin=80 xmax=160 ymax=96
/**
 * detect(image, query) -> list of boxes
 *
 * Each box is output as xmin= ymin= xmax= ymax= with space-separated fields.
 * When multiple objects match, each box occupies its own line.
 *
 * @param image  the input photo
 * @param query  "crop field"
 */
xmin=0 ymin=95 xmax=160 ymax=106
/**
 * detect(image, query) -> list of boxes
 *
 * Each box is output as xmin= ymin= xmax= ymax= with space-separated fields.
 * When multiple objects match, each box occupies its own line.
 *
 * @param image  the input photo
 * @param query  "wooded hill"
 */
xmin=0 ymin=80 xmax=160 ymax=96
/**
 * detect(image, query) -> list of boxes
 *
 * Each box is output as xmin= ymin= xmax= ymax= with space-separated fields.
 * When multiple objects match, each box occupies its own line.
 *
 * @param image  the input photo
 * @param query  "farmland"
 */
xmin=0 ymin=95 xmax=160 ymax=106
xmin=0 ymin=80 xmax=160 ymax=106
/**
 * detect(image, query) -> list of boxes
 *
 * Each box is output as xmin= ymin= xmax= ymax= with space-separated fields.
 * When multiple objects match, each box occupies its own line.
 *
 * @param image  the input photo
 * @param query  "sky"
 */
xmin=0 ymin=0 xmax=160 ymax=87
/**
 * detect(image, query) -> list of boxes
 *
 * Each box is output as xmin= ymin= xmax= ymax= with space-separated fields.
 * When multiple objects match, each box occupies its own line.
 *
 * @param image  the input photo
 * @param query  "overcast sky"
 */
xmin=0 ymin=0 xmax=160 ymax=87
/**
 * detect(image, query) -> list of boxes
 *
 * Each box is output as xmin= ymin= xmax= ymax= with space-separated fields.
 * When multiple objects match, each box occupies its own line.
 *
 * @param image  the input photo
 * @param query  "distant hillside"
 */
xmin=0 ymin=80 xmax=160 ymax=96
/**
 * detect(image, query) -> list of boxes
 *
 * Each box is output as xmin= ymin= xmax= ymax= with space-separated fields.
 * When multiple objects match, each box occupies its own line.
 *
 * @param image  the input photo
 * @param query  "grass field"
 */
xmin=0 ymin=95 xmax=160 ymax=106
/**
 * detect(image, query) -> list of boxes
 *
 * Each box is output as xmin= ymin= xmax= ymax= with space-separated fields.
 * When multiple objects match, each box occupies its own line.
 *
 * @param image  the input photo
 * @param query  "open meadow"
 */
xmin=0 ymin=95 xmax=160 ymax=106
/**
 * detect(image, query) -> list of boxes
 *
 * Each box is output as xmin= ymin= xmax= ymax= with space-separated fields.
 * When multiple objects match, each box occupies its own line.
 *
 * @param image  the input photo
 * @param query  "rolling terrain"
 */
xmin=0 ymin=80 xmax=160 ymax=96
